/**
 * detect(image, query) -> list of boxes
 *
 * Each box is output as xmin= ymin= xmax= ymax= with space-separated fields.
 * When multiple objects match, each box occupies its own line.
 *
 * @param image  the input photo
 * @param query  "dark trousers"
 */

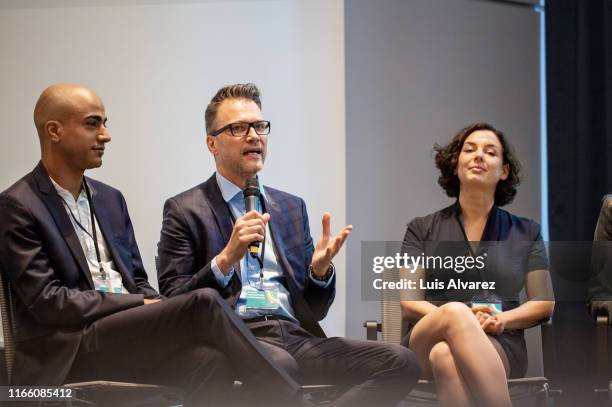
xmin=65 ymin=288 xmax=300 ymax=406
xmin=247 ymin=318 xmax=420 ymax=407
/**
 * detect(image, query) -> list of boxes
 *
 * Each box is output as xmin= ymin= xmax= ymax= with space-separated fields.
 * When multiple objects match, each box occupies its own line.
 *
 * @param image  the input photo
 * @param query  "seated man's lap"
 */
xmin=248 ymin=320 xmax=415 ymax=386
xmin=66 ymin=290 xmax=232 ymax=383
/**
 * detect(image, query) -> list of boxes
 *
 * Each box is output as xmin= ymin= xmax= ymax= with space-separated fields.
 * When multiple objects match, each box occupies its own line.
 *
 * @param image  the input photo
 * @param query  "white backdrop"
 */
xmin=0 ymin=0 xmax=347 ymax=335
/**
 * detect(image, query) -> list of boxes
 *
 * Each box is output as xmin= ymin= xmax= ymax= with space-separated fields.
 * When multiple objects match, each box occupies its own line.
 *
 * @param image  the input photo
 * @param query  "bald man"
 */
xmin=0 ymin=84 xmax=300 ymax=406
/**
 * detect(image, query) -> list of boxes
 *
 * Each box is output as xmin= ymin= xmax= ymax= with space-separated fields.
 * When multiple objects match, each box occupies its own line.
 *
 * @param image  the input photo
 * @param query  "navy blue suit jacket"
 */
xmin=157 ymin=174 xmax=335 ymax=337
xmin=0 ymin=162 xmax=159 ymax=385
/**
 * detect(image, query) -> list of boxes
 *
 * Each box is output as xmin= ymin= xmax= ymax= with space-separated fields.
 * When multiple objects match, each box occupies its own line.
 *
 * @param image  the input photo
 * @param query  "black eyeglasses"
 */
xmin=210 ymin=121 xmax=271 ymax=138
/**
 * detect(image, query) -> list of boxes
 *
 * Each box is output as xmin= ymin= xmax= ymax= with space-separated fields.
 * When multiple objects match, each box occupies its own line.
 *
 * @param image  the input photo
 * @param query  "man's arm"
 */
xmin=0 ymin=194 xmax=145 ymax=327
xmin=301 ymin=200 xmax=338 ymax=320
xmin=157 ymin=197 xmax=229 ymax=297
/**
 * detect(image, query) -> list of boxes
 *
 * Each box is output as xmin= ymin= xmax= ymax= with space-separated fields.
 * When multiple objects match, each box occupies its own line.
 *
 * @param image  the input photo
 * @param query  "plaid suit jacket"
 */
xmin=157 ymin=173 xmax=335 ymax=337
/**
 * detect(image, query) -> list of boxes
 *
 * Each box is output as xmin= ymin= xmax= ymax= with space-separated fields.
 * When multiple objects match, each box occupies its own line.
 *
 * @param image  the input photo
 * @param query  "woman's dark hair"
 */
xmin=434 ymin=122 xmax=522 ymax=206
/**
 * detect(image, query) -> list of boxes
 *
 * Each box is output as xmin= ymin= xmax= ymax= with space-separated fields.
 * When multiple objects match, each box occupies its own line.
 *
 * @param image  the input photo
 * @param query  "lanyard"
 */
xmin=60 ymin=179 xmax=107 ymax=281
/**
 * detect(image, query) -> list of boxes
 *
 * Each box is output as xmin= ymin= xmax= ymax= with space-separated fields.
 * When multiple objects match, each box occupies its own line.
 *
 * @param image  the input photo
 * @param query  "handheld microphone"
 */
xmin=243 ymin=176 xmax=262 ymax=257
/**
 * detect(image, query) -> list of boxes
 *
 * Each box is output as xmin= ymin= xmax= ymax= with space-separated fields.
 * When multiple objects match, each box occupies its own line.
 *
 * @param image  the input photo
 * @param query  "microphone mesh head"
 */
xmin=245 ymin=176 xmax=259 ymax=188
xmin=243 ymin=176 xmax=260 ymax=197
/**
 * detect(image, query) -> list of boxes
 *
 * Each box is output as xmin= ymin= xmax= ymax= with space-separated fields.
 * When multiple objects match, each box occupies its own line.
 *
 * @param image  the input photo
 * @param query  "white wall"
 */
xmin=0 ymin=0 xmax=346 ymax=336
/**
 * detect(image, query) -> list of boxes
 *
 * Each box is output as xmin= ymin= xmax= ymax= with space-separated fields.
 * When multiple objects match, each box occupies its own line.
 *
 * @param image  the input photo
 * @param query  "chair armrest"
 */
xmin=538 ymin=318 xmax=551 ymax=344
xmin=538 ymin=318 xmax=555 ymax=377
xmin=363 ymin=320 xmax=382 ymax=341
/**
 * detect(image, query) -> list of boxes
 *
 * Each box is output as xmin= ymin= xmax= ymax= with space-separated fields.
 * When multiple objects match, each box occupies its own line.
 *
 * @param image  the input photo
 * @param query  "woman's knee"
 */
xmin=438 ymin=302 xmax=479 ymax=330
xmin=429 ymin=341 xmax=453 ymax=368
xmin=428 ymin=341 xmax=456 ymax=377
xmin=439 ymin=302 xmax=472 ymax=318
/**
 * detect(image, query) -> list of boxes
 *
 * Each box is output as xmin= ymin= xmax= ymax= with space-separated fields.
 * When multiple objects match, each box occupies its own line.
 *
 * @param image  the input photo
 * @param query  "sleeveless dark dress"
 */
xmin=401 ymin=203 xmax=549 ymax=378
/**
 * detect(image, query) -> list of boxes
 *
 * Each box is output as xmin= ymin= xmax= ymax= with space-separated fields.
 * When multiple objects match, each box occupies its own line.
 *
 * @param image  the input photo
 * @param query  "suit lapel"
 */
xmin=203 ymin=174 xmax=234 ymax=244
xmin=32 ymin=162 xmax=94 ymax=288
xmin=265 ymin=196 xmax=298 ymax=286
xmin=87 ymin=181 xmax=138 ymax=293
xmin=265 ymin=191 xmax=313 ymax=318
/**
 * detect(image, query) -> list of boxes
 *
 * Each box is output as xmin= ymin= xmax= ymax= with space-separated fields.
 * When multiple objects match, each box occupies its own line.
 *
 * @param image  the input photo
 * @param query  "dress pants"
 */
xmin=247 ymin=318 xmax=421 ymax=407
xmin=65 ymin=288 xmax=300 ymax=406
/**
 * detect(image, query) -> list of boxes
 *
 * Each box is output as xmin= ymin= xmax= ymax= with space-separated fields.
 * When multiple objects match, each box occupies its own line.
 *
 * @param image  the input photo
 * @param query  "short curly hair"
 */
xmin=434 ymin=123 xmax=522 ymax=206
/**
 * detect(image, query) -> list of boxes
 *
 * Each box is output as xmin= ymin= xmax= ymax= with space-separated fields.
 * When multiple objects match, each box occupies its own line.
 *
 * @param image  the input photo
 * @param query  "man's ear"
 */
xmin=46 ymin=121 xmax=61 ymax=143
xmin=206 ymin=134 xmax=217 ymax=155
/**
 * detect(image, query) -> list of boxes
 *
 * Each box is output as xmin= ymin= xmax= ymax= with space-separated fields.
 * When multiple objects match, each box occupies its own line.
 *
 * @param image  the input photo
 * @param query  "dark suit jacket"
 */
xmin=0 ymin=162 xmax=159 ymax=385
xmin=157 ymin=173 xmax=335 ymax=338
xmin=589 ymin=195 xmax=612 ymax=300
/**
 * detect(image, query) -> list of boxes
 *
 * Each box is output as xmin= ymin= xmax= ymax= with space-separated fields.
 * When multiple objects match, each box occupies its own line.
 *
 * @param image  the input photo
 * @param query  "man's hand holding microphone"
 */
xmin=215 ymin=176 xmax=353 ymax=277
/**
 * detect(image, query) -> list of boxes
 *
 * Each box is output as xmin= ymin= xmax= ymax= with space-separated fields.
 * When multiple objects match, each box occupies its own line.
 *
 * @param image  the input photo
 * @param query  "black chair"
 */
xmin=364 ymin=269 xmax=559 ymax=406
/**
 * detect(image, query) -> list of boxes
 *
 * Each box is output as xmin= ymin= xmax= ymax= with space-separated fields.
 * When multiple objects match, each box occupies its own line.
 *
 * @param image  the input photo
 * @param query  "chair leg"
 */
xmin=534 ymin=382 xmax=550 ymax=407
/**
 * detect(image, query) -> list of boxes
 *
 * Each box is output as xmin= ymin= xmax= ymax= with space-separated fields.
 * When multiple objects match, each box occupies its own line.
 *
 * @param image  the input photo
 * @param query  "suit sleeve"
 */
xmin=0 ymin=194 xmax=145 ymax=328
xmin=301 ymin=199 xmax=336 ymax=320
xmin=157 ymin=197 xmax=230 ymax=297
xmin=118 ymin=193 xmax=161 ymax=299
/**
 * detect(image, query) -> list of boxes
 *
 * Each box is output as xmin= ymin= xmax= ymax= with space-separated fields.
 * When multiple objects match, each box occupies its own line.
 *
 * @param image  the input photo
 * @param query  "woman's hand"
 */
xmin=471 ymin=305 xmax=506 ymax=335
xmin=481 ymin=313 xmax=506 ymax=336
xmin=471 ymin=305 xmax=495 ymax=325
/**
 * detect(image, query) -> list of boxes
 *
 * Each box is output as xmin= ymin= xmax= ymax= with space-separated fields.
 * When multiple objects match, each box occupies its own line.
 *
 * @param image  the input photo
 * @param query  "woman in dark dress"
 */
xmin=400 ymin=123 xmax=554 ymax=407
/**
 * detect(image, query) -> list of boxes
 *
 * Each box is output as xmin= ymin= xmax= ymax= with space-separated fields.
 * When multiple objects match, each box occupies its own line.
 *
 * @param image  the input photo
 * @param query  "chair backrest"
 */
xmin=0 ymin=270 xmax=15 ymax=382
xmin=380 ymin=267 xmax=403 ymax=345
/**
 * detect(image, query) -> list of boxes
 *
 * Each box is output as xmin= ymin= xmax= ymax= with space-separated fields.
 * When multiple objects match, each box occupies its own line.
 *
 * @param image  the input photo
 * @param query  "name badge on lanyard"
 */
xmin=245 ymin=284 xmax=280 ymax=310
xmin=471 ymin=292 xmax=502 ymax=315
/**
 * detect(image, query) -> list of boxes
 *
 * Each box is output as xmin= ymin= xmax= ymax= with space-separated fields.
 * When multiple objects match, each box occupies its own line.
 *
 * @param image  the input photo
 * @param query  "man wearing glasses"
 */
xmin=157 ymin=83 xmax=420 ymax=406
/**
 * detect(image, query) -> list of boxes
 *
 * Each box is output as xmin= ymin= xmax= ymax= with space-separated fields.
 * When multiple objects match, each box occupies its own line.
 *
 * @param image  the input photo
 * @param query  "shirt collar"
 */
xmin=215 ymin=172 xmax=267 ymax=203
xmin=49 ymin=176 xmax=86 ymax=203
